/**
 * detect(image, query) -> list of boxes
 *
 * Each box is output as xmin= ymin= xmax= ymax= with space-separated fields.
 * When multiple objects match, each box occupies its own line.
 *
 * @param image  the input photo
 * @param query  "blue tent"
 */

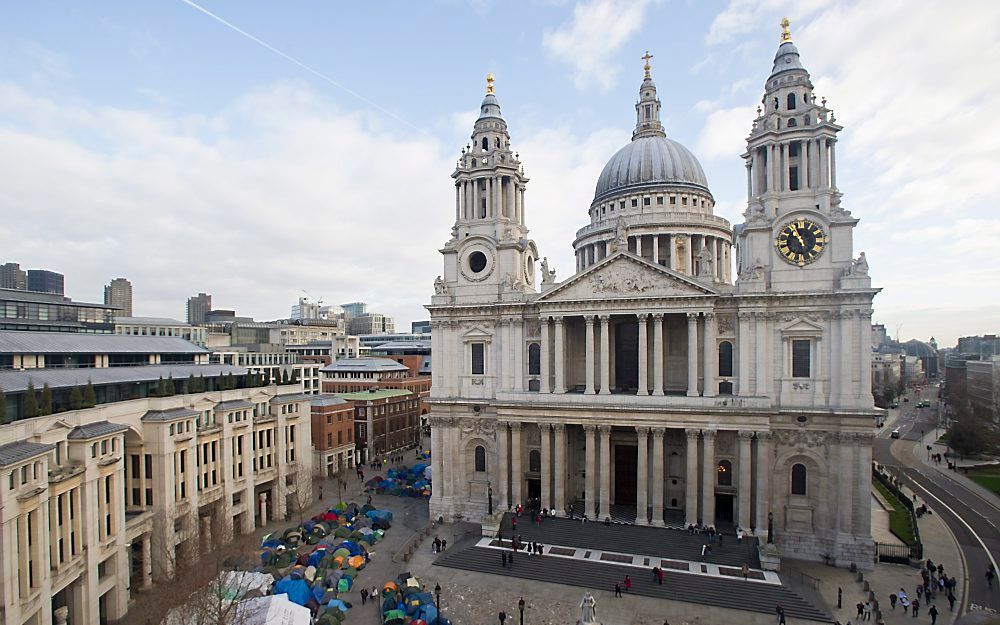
xmin=273 ymin=578 xmax=312 ymax=606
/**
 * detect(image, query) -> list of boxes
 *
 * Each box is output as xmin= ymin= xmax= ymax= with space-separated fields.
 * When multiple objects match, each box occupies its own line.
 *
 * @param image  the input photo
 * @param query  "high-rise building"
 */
xmin=1 ymin=263 xmax=27 ymax=290
xmin=291 ymin=297 xmax=320 ymax=320
xmin=26 ymin=269 xmax=65 ymax=295
xmin=186 ymin=292 xmax=212 ymax=324
xmin=341 ymin=302 xmax=367 ymax=318
xmin=104 ymin=277 xmax=133 ymax=317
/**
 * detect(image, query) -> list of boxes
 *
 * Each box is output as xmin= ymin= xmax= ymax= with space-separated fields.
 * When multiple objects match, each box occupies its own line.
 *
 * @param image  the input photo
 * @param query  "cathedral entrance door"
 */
xmin=613 ymin=444 xmax=637 ymax=505
xmin=714 ymin=494 xmax=734 ymax=526
xmin=527 ymin=479 xmax=540 ymax=507
xmin=613 ymin=321 xmax=638 ymax=392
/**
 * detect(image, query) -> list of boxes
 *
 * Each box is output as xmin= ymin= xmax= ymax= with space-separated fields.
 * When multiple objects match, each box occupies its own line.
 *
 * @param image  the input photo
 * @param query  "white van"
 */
xmin=890 ymin=428 xmax=901 ymax=439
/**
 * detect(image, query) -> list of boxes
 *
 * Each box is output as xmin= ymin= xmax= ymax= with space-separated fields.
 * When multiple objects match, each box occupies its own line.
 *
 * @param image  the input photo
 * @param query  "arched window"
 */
xmin=772 ymin=97 xmax=779 ymax=111
xmin=787 ymin=118 xmax=797 ymax=127
xmin=528 ymin=449 xmax=541 ymax=473
xmin=718 ymin=341 xmax=733 ymax=377
xmin=528 ymin=343 xmax=541 ymax=375
xmin=474 ymin=445 xmax=486 ymax=472
xmin=786 ymin=93 xmax=796 ymax=110
xmin=481 ymin=137 xmax=489 ymax=151
xmin=717 ymin=459 xmax=733 ymax=486
xmin=495 ymin=137 xmax=500 ymax=148
xmin=791 ymin=463 xmax=807 ymax=495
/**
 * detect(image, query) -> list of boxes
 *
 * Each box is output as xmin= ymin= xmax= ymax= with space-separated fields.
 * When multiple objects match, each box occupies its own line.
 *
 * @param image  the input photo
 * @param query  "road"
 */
xmin=872 ymin=385 xmax=999 ymax=616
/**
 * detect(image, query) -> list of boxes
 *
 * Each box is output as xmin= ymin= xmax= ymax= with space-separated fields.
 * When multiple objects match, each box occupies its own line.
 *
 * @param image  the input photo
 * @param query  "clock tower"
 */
xmin=735 ymin=17 xmax=864 ymax=293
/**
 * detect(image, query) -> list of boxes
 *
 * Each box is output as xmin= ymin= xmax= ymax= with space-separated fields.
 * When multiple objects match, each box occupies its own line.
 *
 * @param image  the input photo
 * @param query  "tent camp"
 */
xmin=238 ymin=593 xmax=311 ymax=625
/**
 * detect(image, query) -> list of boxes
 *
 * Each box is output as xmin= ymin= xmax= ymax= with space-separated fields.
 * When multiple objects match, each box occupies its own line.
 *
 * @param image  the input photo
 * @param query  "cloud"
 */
xmin=0 ymin=80 xmax=455 ymax=326
xmin=706 ymin=0 xmax=833 ymax=45
xmin=542 ymin=0 xmax=654 ymax=92
xmin=695 ymin=106 xmax=755 ymax=160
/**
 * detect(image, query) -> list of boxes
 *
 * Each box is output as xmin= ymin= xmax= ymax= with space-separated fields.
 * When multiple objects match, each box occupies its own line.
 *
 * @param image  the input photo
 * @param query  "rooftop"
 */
xmin=114 ymin=316 xmax=193 ymax=326
xmin=310 ymin=396 xmax=350 ymax=407
xmin=320 ymin=357 xmax=409 ymax=373
xmin=0 ymin=364 xmax=248 ymax=394
xmin=67 ymin=420 xmax=130 ymax=440
xmin=270 ymin=393 xmax=313 ymax=404
xmin=0 ymin=287 xmax=111 ymax=309
xmin=142 ymin=407 xmax=200 ymax=422
xmin=338 ymin=389 xmax=412 ymax=401
xmin=0 ymin=441 xmax=55 ymax=467
xmin=0 ymin=331 xmax=208 ymax=355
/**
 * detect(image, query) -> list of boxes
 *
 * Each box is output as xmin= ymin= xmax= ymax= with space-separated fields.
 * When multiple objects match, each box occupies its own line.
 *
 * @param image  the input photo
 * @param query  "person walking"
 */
xmin=890 ymin=593 xmax=897 ymax=610
xmin=502 ymin=551 xmax=508 ymax=568
xmin=615 ymin=582 xmax=622 ymax=598
xmin=929 ymin=604 xmax=939 ymax=624
xmin=987 ymin=566 xmax=995 ymax=590
xmin=775 ymin=604 xmax=786 ymax=625
xmin=912 ymin=598 xmax=920 ymax=618
xmin=856 ymin=601 xmax=865 ymax=621
xmin=498 ymin=610 xmax=507 ymax=625
xmin=624 ymin=575 xmax=632 ymax=593
xmin=372 ymin=587 xmax=379 ymax=608
xmin=947 ymin=591 xmax=955 ymax=611
xmin=360 ymin=588 xmax=368 ymax=605
xmin=864 ymin=600 xmax=872 ymax=620
xmin=657 ymin=567 xmax=664 ymax=585
xmin=742 ymin=563 xmax=750 ymax=580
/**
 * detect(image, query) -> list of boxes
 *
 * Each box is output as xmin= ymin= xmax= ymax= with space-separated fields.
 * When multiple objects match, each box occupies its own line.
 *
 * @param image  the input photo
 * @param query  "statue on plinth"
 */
xmin=578 ymin=592 xmax=600 ymax=625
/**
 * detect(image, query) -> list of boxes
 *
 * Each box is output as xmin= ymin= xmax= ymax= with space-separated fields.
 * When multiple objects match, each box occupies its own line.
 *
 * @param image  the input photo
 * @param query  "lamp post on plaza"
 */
xmin=435 ymin=583 xmax=441 ymax=616
xmin=518 ymin=597 xmax=525 ymax=625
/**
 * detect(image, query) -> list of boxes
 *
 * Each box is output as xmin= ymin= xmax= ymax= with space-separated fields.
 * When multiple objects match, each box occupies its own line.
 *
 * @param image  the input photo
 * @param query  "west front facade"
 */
xmin=427 ymin=25 xmax=880 ymax=569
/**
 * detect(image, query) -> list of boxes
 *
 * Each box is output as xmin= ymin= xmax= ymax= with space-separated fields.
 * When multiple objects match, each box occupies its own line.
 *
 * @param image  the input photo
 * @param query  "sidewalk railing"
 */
xmin=875 ymin=541 xmax=923 ymax=564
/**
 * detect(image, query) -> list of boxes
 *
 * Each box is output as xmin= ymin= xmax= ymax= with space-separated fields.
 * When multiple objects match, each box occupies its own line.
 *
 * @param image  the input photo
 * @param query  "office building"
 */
xmin=26 ymin=270 xmax=64 ymax=296
xmin=186 ymin=293 xmax=212 ymax=325
xmin=104 ymin=278 xmax=133 ymax=317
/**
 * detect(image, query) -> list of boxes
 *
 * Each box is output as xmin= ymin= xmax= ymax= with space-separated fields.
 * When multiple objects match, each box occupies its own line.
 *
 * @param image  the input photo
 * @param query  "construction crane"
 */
xmin=301 ymin=289 xmax=324 ymax=306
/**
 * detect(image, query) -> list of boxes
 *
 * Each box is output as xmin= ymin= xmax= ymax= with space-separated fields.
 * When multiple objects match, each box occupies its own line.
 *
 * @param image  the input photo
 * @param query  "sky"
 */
xmin=1 ymin=0 xmax=997 ymax=347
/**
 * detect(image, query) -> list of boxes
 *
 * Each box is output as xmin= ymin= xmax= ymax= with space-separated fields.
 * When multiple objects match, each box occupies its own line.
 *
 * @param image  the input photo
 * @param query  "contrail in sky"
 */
xmin=178 ymin=0 xmax=427 ymax=135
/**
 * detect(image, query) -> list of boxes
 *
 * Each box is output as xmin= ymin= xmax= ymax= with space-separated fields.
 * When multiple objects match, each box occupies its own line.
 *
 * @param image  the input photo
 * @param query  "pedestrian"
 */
xmin=987 ymin=566 xmax=995 ymax=589
xmin=929 ymin=604 xmax=938 ymax=625
xmin=433 ymin=537 xmax=440 ymax=553
xmin=864 ymin=600 xmax=872 ymax=620
xmin=318 ymin=486 xmax=323 ymax=501
xmin=502 ymin=551 xmax=508 ymax=568
xmin=441 ymin=539 xmax=447 ymax=551
xmin=651 ymin=566 xmax=658 ymax=583
xmin=499 ymin=610 xmax=507 ymax=625
xmin=856 ymin=601 xmax=864 ymax=620
xmin=512 ymin=516 xmax=518 ymax=531
xmin=775 ymin=604 xmax=786 ymax=625
xmin=624 ymin=575 xmax=632 ymax=593
xmin=912 ymin=599 xmax=920 ymax=617
xmin=890 ymin=593 xmax=897 ymax=610
xmin=742 ymin=563 xmax=749 ymax=580
xmin=361 ymin=588 xmax=368 ymax=605
xmin=372 ymin=587 xmax=378 ymax=607
xmin=657 ymin=567 xmax=664 ymax=584
xmin=615 ymin=582 xmax=622 ymax=598
xmin=701 ymin=544 xmax=707 ymax=559
xmin=605 ymin=516 xmax=611 ymax=526
xmin=509 ymin=549 xmax=514 ymax=566
xmin=947 ymin=592 xmax=955 ymax=611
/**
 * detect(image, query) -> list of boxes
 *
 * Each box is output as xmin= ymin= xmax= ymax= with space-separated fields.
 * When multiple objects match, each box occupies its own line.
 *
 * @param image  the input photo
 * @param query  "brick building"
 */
xmin=310 ymin=396 xmax=355 ymax=476
xmin=340 ymin=389 xmax=420 ymax=463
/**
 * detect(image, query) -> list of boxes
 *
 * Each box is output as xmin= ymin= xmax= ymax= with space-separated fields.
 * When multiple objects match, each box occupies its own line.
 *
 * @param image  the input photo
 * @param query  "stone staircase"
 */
xmin=434 ymin=545 xmax=831 ymax=623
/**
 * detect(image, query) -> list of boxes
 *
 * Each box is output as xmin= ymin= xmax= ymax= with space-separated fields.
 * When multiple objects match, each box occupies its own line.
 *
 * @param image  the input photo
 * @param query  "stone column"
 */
xmin=485 ymin=177 xmax=492 ymax=218
xmin=553 ymin=424 xmax=567 ymax=515
xmin=801 ymin=139 xmax=810 ymax=189
xmin=686 ymin=312 xmax=699 ymax=397
xmin=737 ymin=431 xmax=753 ymax=530
xmin=584 ymin=424 xmax=596 ymax=518
xmin=766 ymin=144 xmax=775 ymax=192
xmin=684 ymin=428 xmax=699 ymax=527
xmin=652 ymin=235 xmax=659 ymax=264
xmin=651 ymin=428 xmax=665 ymax=526
xmin=554 ymin=316 xmax=566 ymax=393
xmin=830 ymin=139 xmax=838 ymax=188
xmin=511 ymin=423 xmax=523 ymax=506
xmin=702 ymin=312 xmax=717 ymax=397
xmin=599 ymin=315 xmax=611 ymax=395
xmin=856 ymin=433 xmax=873 ymax=536
xmin=701 ymin=429 xmax=717 ymax=527
xmin=738 ymin=312 xmax=752 ymax=396
xmin=598 ymin=425 xmax=611 ymax=520
xmin=540 ymin=317 xmax=551 ymax=394
xmin=584 ymin=316 xmax=596 ymax=395
xmin=540 ymin=423 xmax=552 ymax=510
xmin=637 ymin=313 xmax=649 ymax=396
xmin=652 ymin=314 xmax=664 ymax=396
xmin=635 ymin=235 xmax=643 ymax=257
xmin=746 ymin=160 xmax=753 ymax=200
xmin=497 ymin=422 xmax=509 ymax=508
xmin=755 ymin=432 xmax=771 ymax=532
xmin=859 ymin=310 xmax=873 ymax=401
xmin=513 ymin=319 xmax=524 ymax=392
xmin=635 ymin=427 xmax=649 ymax=525
xmin=455 ymin=183 xmax=461 ymax=223
xmin=838 ymin=432 xmax=854 ymax=534
xmin=781 ymin=143 xmax=789 ymax=191
xmin=755 ymin=313 xmax=770 ymax=397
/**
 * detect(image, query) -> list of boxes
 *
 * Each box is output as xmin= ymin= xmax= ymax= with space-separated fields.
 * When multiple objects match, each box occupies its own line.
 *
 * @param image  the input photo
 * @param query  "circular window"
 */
xmin=469 ymin=251 xmax=488 ymax=273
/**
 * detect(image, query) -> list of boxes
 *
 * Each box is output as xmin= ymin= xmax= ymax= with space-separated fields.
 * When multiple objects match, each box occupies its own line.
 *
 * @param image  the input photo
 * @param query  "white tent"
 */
xmin=237 ymin=594 xmax=311 ymax=625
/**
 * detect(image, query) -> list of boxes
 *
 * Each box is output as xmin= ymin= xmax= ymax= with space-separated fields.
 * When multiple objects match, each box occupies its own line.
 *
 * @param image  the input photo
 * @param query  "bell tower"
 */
xmin=735 ymin=18 xmax=865 ymax=293
xmin=433 ymin=75 xmax=540 ymax=304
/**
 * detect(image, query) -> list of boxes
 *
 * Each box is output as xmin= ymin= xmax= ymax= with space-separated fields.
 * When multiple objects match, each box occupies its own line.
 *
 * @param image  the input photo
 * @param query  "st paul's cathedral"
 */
xmin=427 ymin=20 xmax=879 ymax=568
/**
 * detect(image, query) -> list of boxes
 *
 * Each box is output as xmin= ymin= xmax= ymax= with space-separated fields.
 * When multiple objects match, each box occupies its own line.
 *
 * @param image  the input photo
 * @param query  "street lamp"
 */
xmin=518 ymin=597 xmax=525 ymax=625
xmin=434 ymin=583 xmax=441 ymax=615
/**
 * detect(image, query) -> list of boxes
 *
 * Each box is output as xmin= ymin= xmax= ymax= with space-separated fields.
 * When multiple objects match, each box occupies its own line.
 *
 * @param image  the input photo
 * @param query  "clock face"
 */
xmin=775 ymin=219 xmax=827 ymax=266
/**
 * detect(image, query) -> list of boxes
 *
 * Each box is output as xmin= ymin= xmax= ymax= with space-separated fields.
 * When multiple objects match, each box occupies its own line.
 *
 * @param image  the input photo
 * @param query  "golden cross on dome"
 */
xmin=642 ymin=51 xmax=653 ymax=78
xmin=780 ymin=17 xmax=792 ymax=43
xmin=486 ymin=73 xmax=495 ymax=95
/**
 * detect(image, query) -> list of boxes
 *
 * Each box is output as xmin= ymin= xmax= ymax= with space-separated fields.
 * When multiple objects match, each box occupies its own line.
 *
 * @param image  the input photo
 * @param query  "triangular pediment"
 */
xmin=538 ymin=252 xmax=717 ymax=303
xmin=779 ymin=317 xmax=825 ymax=334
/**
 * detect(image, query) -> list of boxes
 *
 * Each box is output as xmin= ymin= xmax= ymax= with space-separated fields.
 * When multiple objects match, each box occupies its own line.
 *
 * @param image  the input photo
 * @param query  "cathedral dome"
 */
xmin=593 ymin=135 xmax=709 ymax=202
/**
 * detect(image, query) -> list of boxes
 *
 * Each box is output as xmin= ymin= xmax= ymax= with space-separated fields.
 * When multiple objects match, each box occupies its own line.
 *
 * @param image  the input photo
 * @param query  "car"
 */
xmin=890 ymin=428 xmax=901 ymax=439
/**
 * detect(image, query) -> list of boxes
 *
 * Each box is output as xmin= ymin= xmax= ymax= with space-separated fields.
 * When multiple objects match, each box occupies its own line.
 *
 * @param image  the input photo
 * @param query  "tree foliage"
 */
xmin=83 ymin=380 xmax=97 ymax=408
xmin=23 ymin=381 xmax=38 ymax=418
xmin=39 ymin=383 xmax=53 ymax=416
xmin=70 ymin=386 xmax=83 ymax=410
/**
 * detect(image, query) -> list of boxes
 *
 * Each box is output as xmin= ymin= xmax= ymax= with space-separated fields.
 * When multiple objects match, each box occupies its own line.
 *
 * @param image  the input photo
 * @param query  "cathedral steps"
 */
xmin=500 ymin=515 xmax=761 ymax=568
xmin=434 ymin=545 xmax=831 ymax=623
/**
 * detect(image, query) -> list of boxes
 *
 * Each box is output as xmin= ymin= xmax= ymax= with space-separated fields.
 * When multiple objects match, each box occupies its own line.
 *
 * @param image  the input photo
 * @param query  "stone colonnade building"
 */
xmin=427 ymin=25 xmax=880 ymax=569
xmin=0 ymin=382 xmax=312 ymax=625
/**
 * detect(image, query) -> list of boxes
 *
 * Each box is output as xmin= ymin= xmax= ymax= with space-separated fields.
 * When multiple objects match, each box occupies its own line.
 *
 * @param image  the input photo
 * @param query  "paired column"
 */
xmin=539 ymin=318 xmax=551 ymax=394
xmin=701 ymin=430 xmax=717 ymax=527
xmin=737 ymin=431 xmax=753 ymax=530
xmin=584 ymin=425 xmax=596 ymax=517
xmin=598 ymin=425 xmax=611 ymax=519
xmin=801 ymin=139 xmax=810 ymax=189
xmin=738 ymin=312 xmax=752 ymax=396
xmin=553 ymin=424 xmax=567 ymax=515
xmin=652 ymin=314 xmax=664 ymax=395
xmin=754 ymin=432 xmax=771 ymax=532
xmin=686 ymin=313 xmax=700 ymax=397
xmin=830 ymin=140 xmax=838 ymax=188
xmin=651 ymin=428 xmax=665 ymax=526
xmin=513 ymin=319 xmax=524 ymax=391
xmin=554 ymin=317 xmax=566 ymax=393
xmin=510 ymin=423 xmax=523 ymax=506
xmin=497 ymin=422 xmax=509 ymax=508
xmin=637 ymin=314 xmax=649 ymax=395
xmin=755 ymin=313 xmax=770 ymax=396
xmin=702 ymin=312 xmax=717 ymax=397
xmin=584 ymin=316 xmax=596 ymax=394
xmin=540 ymin=424 xmax=552 ymax=510
xmin=636 ymin=427 xmax=649 ymax=525
xmin=599 ymin=316 xmax=611 ymax=394
xmin=684 ymin=429 xmax=699 ymax=527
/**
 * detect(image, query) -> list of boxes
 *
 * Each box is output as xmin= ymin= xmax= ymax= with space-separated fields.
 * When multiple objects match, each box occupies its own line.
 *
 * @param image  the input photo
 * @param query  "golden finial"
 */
xmin=642 ymin=51 xmax=654 ymax=79
xmin=780 ymin=17 xmax=792 ymax=43
xmin=485 ymin=73 xmax=495 ymax=95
